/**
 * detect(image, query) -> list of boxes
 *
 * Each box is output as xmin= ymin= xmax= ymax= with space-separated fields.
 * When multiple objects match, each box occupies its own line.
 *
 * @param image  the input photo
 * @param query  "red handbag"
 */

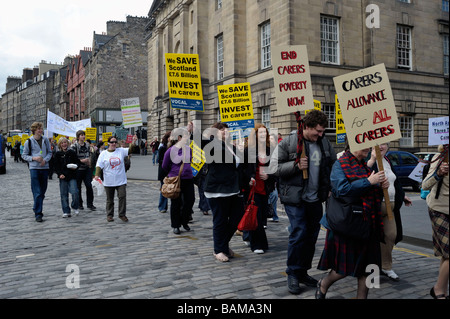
xmin=238 ymin=186 xmax=258 ymax=231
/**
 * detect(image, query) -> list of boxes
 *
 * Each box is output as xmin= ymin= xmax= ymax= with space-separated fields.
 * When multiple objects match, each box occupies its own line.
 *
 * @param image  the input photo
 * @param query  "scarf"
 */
xmin=294 ymin=111 xmax=304 ymax=165
xmin=339 ymin=150 xmax=383 ymax=232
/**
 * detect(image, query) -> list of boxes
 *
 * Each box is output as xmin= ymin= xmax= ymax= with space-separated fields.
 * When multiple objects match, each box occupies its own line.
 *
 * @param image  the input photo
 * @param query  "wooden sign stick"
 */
xmin=301 ymin=140 xmax=308 ymax=179
xmin=375 ymin=145 xmax=394 ymax=220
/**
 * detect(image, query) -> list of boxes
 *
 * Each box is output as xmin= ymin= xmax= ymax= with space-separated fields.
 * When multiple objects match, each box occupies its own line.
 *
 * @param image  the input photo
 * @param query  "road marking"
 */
xmin=393 ymin=247 xmax=438 ymax=259
xmin=16 ymin=254 xmax=35 ymax=258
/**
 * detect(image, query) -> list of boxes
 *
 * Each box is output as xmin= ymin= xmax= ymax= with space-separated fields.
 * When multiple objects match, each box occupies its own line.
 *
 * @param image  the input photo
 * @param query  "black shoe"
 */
xmin=299 ymin=274 xmax=318 ymax=287
xmin=287 ymin=275 xmax=302 ymax=295
xmin=173 ymin=228 xmax=181 ymax=234
xmin=78 ymin=206 xmax=84 ymax=210
xmin=36 ymin=216 xmax=43 ymax=222
xmin=88 ymin=205 xmax=96 ymax=211
xmin=183 ymin=224 xmax=191 ymax=231
xmin=315 ymin=278 xmax=327 ymax=299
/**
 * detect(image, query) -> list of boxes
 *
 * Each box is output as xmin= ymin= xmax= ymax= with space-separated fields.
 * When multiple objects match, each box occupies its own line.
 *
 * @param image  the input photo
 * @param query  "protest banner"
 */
xmin=126 ymin=134 xmax=134 ymax=144
xmin=120 ymin=97 xmax=143 ymax=128
xmin=190 ymin=140 xmax=206 ymax=177
xmin=428 ymin=116 xmax=449 ymax=146
xmin=217 ymin=82 xmax=255 ymax=139
xmin=47 ymin=110 xmax=91 ymax=137
xmin=165 ymin=53 xmax=204 ymax=111
xmin=335 ymin=95 xmax=346 ymax=144
xmin=305 ymin=100 xmax=321 ymax=115
xmin=272 ymin=45 xmax=314 ymax=116
xmin=85 ymin=128 xmax=97 ymax=142
xmin=333 ymin=63 xmax=401 ymax=220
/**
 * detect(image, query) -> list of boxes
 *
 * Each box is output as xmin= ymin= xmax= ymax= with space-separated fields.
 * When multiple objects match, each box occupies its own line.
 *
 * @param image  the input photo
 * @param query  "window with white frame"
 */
xmin=397 ymin=25 xmax=412 ymax=70
xmin=262 ymin=107 xmax=271 ymax=128
xmin=320 ymin=16 xmax=340 ymax=64
xmin=261 ymin=22 xmax=271 ymax=69
xmin=399 ymin=116 xmax=414 ymax=147
xmin=444 ymin=0 xmax=450 ymax=12
xmin=322 ymin=104 xmax=336 ymax=135
xmin=444 ymin=34 xmax=449 ymax=76
xmin=217 ymin=35 xmax=224 ymax=80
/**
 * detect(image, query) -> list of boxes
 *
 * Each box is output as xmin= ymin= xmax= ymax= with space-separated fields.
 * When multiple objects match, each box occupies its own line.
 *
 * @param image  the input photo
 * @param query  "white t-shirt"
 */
xmin=96 ymin=148 xmax=129 ymax=187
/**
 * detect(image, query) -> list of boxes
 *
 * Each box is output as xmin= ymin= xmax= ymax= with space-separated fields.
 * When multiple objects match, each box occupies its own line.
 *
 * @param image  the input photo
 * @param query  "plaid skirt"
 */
xmin=317 ymin=229 xmax=381 ymax=277
xmin=428 ymin=208 xmax=449 ymax=259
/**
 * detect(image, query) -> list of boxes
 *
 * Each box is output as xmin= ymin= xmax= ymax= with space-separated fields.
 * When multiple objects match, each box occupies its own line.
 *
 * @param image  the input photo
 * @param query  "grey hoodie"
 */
xmin=22 ymin=136 xmax=52 ymax=170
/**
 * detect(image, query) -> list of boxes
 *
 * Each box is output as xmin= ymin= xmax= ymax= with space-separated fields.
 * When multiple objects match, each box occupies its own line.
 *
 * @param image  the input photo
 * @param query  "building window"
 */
xmin=444 ymin=34 xmax=449 ymax=76
xmin=320 ymin=16 xmax=340 ymax=64
xmin=443 ymin=0 xmax=449 ymax=11
xmin=322 ymin=103 xmax=336 ymax=135
xmin=399 ymin=116 xmax=414 ymax=147
xmin=398 ymin=0 xmax=410 ymax=3
xmin=397 ymin=25 xmax=412 ymax=70
xmin=262 ymin=107 xmax=270 ymax=128
xmin=261 ymin=22 xmax=271 ymax=69
xmin=217 ymin=0 xmax=222 ymax=10
xmin=217 ymin=35 xmax=224 ymax=80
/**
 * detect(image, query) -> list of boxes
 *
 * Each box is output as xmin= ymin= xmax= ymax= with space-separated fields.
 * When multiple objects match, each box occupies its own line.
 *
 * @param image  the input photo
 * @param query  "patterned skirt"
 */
xmin=317 ymin=229 xmax=381 ymax=277
xmin=428 ymin=208 xmax=449 ymax=259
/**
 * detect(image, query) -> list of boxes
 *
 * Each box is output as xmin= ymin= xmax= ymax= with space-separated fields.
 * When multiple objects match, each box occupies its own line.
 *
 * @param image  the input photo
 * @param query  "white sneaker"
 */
xmin=73 ymin=209 xmax=80 ymax=216
xmin=62 ymin=213 xmax=70 ymax=218
xmin=382 ymin=269 xmax=399 ymax=281
xmin=254 ymin=249 xmax=265 ymax=254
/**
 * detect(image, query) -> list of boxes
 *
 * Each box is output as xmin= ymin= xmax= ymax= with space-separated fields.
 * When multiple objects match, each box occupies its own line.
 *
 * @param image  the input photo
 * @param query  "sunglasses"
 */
xmin=109 ymin=141 xmax=118 ymax=144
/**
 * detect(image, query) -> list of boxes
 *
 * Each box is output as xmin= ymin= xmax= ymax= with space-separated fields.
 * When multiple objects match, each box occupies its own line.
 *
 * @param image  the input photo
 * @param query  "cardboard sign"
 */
xmin=428 ymin=116 xmax=449 ymax=146
xmin=335 ymin=95 xmax=346 ymax=144
xmin=102 ymin=132 xmax=113 ymax=146
xmin=165 ymin=53 xmax=204 ymax=111
xmin=305 ymin=100 xmax=321 ymax=115
xmin=333 ymin=63 xmax=401 ymax=151
xmin=120 ymin=97 xmax=143 ymax=128
xmin=217 ymin=82 xmax=255 ymax=139
xmin=272 ymin=45 xmax=314 ymax=115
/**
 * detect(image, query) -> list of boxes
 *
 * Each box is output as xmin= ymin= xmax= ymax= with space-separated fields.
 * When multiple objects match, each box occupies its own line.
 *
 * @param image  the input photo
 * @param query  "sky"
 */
xmin=0 ymin=0 xmax=154 ymax=96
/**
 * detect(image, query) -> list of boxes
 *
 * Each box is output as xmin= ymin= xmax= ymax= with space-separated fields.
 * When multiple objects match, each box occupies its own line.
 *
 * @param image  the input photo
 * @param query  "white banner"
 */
xmin=47 ymin=110 xmax=91 ymax=137
xmin=120 ymin=97 xmax=143 ymax=128
xmin=428 ymin=116 xmax=449 ymax=146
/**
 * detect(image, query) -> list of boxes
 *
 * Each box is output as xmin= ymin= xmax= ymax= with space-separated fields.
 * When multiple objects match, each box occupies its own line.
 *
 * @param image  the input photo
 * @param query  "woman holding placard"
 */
xmin=422 ymin=144 xmax=449 ymax=299
xmin=316 ymin=147 xmax=389 ymax=299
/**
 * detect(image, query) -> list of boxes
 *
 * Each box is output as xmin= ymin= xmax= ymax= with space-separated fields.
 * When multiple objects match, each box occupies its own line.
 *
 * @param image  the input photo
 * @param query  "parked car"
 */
xmin=414 ymin=152 xmax=439 ymax=162
xmin=386 ymin=150 xmax=420 ymax=191
xmin=0 ymin=134 xmax=6 ymax=174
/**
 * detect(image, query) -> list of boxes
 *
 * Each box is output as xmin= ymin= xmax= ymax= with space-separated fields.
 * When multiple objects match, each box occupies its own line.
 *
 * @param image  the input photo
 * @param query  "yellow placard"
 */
xmin=165 ymin=53 xmax=204 ymax=111
xmin=335 ymin=95 xmax=346 ymax=144
xmin=305 ymin=99 xmax=322 ymax=115
xmin=85 ymin=127 xmax=97 ymax=142
xmin=190 ymin=140 xmax=206 ymax=177
xmin=102 ymin=132 xmax=113 ymax=146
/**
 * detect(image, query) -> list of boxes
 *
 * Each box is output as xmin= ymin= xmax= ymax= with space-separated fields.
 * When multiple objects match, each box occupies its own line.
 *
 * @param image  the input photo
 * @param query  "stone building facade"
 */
xmin=146 ymin=0 xmax=448 ymax=153
xmin=84 ymin=16 xmax=150 ymax=141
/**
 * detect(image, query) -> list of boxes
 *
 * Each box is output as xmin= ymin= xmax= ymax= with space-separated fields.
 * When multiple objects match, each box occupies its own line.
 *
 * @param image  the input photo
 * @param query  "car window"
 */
xmin=387 ymin=153 xmax=399 ymax=166
xmin=401 ymin=153 xmax=418 ymax=165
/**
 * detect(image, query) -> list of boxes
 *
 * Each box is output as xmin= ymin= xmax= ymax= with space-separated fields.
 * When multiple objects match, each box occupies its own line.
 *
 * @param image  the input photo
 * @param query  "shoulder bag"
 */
xmin=161 ymin=155 xmax=185 ymax=199
xmin=326 ymin=193 xmax=370 ymax=240
xmin=238 ymin=186 xmax=258 ymax=231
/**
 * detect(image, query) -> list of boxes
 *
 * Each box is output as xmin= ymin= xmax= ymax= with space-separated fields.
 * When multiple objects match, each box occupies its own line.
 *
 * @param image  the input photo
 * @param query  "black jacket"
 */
xmin=54 ymin=149 xmax=81 ymax=181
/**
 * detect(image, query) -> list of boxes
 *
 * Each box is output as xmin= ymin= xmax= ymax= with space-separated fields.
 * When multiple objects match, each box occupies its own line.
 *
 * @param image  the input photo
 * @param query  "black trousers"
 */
xmin=170 ymin=179 xmax=195 ymax=228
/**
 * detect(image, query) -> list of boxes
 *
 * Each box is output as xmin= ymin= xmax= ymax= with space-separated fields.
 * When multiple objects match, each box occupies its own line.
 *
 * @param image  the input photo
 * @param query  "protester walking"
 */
xmin=367 ymin=143 xmax=412 ymax=281
xmin=72 ymin=130 xmax=96 ymax=211
xmin=54 ymin=137 xmax=81 ymax=218
xmin=271 ymin=110 xmax=336 ymax=294
xmin=162 ymin=128 xmax=195 ymax=234
xmin=21 ymin=122 xmax=53 ymax=222
xmin=422 ymin=144 xmax=449 ymax=299
xmin=157 ymin=131 xmax=171 ymax=213
xmin=150 ymin=137 xmax=160 ymax=165
xmin=316 ymin=147 xmax=389 ymax=299
xmin=243 ymin=124 xmax=276 ymax=254
xmin=203 ymin=122 xmax=247 ymax=262
xmin=94 ymin=135 xmax=136 ymax=222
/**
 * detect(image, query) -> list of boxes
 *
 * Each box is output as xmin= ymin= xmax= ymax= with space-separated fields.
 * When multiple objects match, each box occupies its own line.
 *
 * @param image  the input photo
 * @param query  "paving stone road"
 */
xmin=0 ymin=155 xmax=445 ymax=303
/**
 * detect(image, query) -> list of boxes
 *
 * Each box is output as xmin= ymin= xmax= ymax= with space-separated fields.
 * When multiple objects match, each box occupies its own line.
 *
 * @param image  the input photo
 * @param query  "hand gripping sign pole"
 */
xmin=374 ymin=144 xmax=394 ymax=220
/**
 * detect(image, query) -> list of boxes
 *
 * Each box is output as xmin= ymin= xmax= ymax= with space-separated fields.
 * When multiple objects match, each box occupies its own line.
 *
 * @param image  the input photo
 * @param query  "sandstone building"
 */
xmin=146 ymin=0 xmax=449 ymax=152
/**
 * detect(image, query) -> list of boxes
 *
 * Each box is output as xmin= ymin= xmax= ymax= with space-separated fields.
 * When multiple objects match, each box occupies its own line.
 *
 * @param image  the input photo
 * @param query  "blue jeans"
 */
xmin=158 ymin=181 xmax=168 ymax=212
xmin=285 ymin=201 xmax=322 ymax=277
xmin=30 ymin=169 xmax=49 ymax=219
xmin=59 ymin=178 xmax=79 ymax=215
xmin=268 ymin=189 xmax=279 ymax=220
xmin=152 ymin=150 xmax=159 ymax=165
